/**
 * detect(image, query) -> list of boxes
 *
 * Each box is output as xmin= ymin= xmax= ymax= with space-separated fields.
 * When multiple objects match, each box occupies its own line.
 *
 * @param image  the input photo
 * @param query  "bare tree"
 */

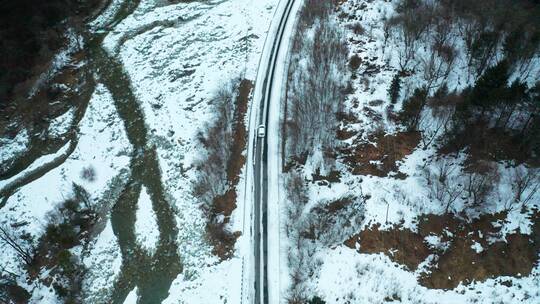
xmin=505 ymin=167 xmax=540 ymax=210
xmin=388 ymin=0 xmax=435 ymax=71
xmin=193 ymin=78 xmax=240 ymax=210
xmin=286 ymin=14 xmax=348 ymax=163
xmin=0 ymin=225 xmax=34 ymax=267
xmin=463 ymin=163 xmax=499 ymax=209
xmin=424 ymin=160 xmax=463 ymax=213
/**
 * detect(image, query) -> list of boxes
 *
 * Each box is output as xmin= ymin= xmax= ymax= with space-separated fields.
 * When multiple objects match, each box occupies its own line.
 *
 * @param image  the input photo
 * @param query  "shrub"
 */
xmin=349 ymin=22 xmax=365 ymax=35
xmin=45 ymin=223 xmax=78 ymax=248
xmin=309 ymin=296 xmax=326 ymax=304
xmin=349 ymin=54 xmax=362 ymax=70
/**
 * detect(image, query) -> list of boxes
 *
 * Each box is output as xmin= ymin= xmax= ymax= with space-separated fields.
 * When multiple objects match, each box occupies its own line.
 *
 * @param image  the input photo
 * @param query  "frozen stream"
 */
xmin=86 ymin=2 xmax=183 ymax=302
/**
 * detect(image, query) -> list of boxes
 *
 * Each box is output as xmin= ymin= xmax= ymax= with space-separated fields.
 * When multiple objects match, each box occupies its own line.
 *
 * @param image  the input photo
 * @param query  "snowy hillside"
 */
xmin=280 ymin=0 xmax=540 ymax=303
xmin=1 ymin=0 xmax=539 ymax=303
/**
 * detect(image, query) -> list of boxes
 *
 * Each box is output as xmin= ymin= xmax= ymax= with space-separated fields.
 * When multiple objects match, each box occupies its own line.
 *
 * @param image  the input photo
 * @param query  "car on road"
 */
xmin=257 ymin=124 xmax=266 ymax=138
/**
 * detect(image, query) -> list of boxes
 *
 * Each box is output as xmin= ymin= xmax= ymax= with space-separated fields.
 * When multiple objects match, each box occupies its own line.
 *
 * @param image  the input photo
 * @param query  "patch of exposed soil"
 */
xmin=0 ymin=282 xmax=30 ymax=304
xmin=324 ymin=196 xmax=355 ymax=213
xmin=341 ymin=131 xmax=420 ymax=177
xmin=336 ymin=127 xmax=357 ymax=140
xmin=283 ymin=152 xmax=309 ymax=173
xmin=226 ymin=79 xmax=251 ymax=187
xmin=345 ymin=223 xmax=430 ymax=270
xmin=212 ymin=189 xmax=237 ymax=221
xmin=345 ymin=211 xmax=540 ymax=289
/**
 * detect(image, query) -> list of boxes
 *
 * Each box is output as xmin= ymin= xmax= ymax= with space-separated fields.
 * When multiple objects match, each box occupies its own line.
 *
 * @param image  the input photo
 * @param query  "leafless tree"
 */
xmin=388 ymin=0 xmax=435 ymax=71
xmin=286 ymin=14 xmax=348 ymax=163
xmin=193 ymin=79 xmax=240 ymax=210
xmin=505 ymin=167 xmax=540 ymax=210
xmin=423 ymin=160 xmax=463 ymax=213
xmin=463 ymin=163 xmax=499 ymax=209
xmin=0 ymin=225 xmax=34 ymax=267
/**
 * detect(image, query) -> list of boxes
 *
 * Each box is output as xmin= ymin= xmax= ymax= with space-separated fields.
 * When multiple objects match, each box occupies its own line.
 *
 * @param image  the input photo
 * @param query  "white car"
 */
xmin=257 ymin=124 xmax=266 ymax=138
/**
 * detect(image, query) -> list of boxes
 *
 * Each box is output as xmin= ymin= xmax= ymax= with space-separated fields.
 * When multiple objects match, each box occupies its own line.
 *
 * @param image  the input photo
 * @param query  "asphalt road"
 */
xmin=253 ymin=1 xmax=296 ymax=303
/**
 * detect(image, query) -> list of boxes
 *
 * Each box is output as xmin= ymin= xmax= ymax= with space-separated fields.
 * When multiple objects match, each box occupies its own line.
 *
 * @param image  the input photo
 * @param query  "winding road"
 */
xmin=250 ymin=0 xmax=299 ymax=303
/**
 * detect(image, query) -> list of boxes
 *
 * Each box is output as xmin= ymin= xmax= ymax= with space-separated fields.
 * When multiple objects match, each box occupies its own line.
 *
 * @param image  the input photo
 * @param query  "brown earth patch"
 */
xmin=337 ymin=111 xmax=361 ymax=125
xmin=225 ymin=79 xmax=251 ymax=186
xmin=344 ymin=223 xmax=430 ymax=270
xmin=206 ymin=221 xmax=242 ymax=261
xmin=345 ymin=211 xmax=540 ymax=289
xmin=341 ymin=131 xmax=420 ymax=177
xmin=325 ymin=196 xmax=354 ymax=213
xmin=212 ymin=189 xmax=237 ymax=219
xmin=336 ymin=127 xmax=357 ymax=140
xmin=283 ymin=152 xmax=309 ymax=173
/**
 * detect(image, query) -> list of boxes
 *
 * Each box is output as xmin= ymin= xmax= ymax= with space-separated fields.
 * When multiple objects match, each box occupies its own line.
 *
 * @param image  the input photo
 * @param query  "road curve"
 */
xmin=251 ymin=0 xmax=298 ymax=303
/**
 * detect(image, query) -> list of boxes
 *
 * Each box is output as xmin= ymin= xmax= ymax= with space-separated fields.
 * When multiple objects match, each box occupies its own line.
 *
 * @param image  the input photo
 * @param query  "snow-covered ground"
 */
xmin=82 ymin=219 xmax=123 ymax=303
xmin=2 ymin=0 xmax=537 ymax=302
xmin=134 ymin=186 xmax=160 ymax=253
xmin=101 ymin=0 xmax=281 ymax=302
xmin=0 ymin=83 xmax=131 ymax=240
xmin=0 ymin=130 xmax=29 ymax=168
xmin=335 ymin=0 xmax=540 ymax=232
xmin=123 ymin=287 xmax=139 ymax=304
xmin=316 ymin=246 xmax=540 ymax=304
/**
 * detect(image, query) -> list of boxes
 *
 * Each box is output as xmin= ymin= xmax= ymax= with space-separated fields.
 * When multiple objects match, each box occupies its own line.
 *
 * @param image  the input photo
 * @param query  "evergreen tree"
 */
xmin=522 ymin=82 xmax=540 ymax=155
xmin=498 ymin=78 xmax=528 ymax=128
xmin=388 ymin=73 xmax=402 ymax=104
xmin=469 ymin=60 xmax=510 ymax=111
xmin=433 ymin=83 xmax=449 ymax=100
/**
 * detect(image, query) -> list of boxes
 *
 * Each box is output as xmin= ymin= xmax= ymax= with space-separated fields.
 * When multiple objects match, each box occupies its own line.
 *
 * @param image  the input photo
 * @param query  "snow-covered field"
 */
xmin=2 ymin=0 xmax=538 ymax=302
xmin=316 ymin=247 xmax=540 ymax=304
xmin=0 ymin=83 xmax=132 ymax=247
xmin=134 ymin=186 xmax=160 ymax=253
xmin=82 ymin=219 xmax=123 ymax=303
